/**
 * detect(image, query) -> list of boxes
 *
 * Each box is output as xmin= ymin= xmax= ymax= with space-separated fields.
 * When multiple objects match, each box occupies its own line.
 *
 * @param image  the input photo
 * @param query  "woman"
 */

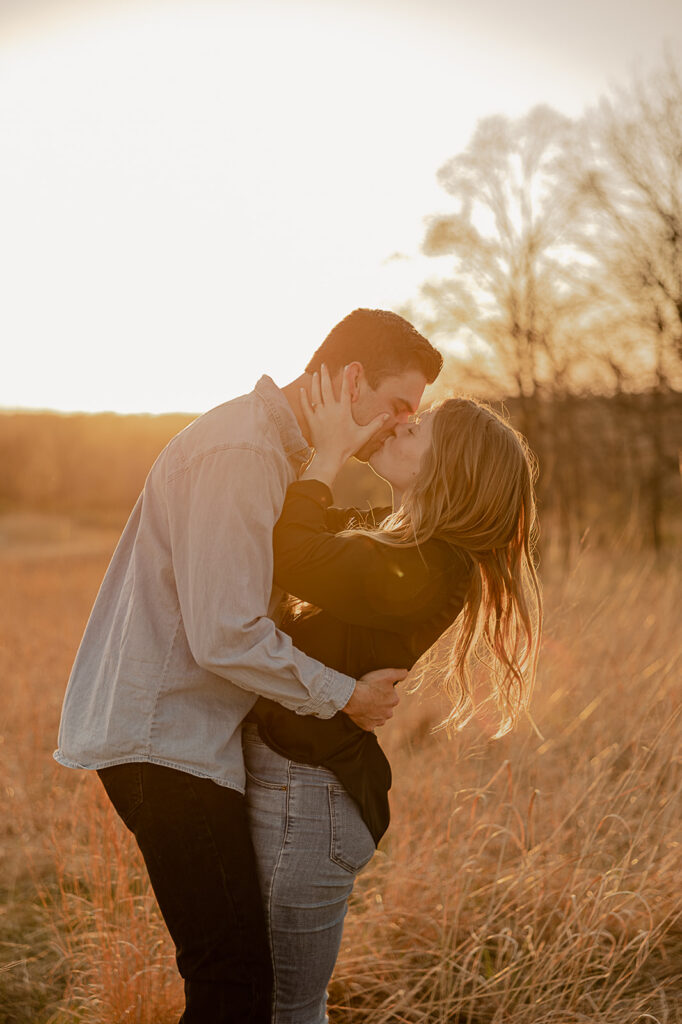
xmin=243 ymin=366 xmax=542 ymax=1023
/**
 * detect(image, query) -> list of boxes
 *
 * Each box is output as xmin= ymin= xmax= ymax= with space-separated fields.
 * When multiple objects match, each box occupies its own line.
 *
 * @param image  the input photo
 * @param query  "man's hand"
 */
xmin=343 ymin=667 xmax=406 ymax=731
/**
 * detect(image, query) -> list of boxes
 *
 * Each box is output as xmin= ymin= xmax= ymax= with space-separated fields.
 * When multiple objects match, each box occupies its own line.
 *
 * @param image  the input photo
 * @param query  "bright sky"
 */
xmin=2 ymin=0 xmax=681 ymax=413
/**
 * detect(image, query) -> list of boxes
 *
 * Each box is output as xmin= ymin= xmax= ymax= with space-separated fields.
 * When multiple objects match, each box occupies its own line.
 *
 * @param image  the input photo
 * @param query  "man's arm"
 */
xmin=165 ymin=445 xmax=401 ymax=726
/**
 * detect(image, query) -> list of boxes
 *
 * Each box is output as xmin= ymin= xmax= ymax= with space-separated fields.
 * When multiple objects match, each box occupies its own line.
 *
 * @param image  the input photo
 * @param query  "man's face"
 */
xmin=351 ymin=368 xmax=428 ymax=461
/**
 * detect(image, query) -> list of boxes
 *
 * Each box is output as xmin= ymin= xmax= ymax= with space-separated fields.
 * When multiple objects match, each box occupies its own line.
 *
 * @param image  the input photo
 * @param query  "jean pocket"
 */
xmin=98 ymin=763 xmax=144 ymax=830
xmin=328 ymin=785 xmax=376 ymax=874
xmin=243 ymin=733 xmax=288 ymax=791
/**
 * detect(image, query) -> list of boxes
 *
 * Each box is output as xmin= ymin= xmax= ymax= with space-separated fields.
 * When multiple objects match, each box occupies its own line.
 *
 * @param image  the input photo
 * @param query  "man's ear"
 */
xmin=346 ymin=362 xmax=364 ymax=402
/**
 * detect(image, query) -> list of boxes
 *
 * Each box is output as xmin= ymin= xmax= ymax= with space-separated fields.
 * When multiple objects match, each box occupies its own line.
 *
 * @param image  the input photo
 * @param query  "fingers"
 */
xmin=306 ymin=364 xmax=362 ymax=418
xmin=319 ymin=363 xmax=335 ymax=406
xmin=319 ymin=363 xmax=349 ymax=411
xmin=311 ymin=370 xmax=322 ymax=408
xmin=368 ymin=703 xmax=396 ymax=728
xmin=370 ymin=683 xmax=400 ymax=722
xmin=379 ymin=683 xmax=400 ymax=706
xmin=344 ymin=671 xmax=403 ymax=733
xmin=299 ymin=386 xmax=315 ymax=430
xmin=355 ymin=410 xmax=390 ymax=444
xmin=340 ymin=364 xmax=351 ymax=404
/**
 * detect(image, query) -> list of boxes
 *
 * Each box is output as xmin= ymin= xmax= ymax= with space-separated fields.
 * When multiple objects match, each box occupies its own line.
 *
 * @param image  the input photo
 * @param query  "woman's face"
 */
xmin=369 ymin=411 xmax=434 ymax=496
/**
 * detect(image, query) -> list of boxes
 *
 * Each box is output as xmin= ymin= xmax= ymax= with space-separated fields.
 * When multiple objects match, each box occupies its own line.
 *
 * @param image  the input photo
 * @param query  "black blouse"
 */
xmin=249 ymin=479 xmax=472 ymax=843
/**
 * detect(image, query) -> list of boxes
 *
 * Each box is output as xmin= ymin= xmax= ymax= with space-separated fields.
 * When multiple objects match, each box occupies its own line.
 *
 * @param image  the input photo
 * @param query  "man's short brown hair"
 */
xmin=306 ymin=308 xmax=442 ymax=388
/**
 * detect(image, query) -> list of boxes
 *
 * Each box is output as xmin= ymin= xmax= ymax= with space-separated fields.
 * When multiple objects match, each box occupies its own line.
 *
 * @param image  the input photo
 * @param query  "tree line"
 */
xmin=0 ymin=411 xmax=193 ymax=523
xmin=0 ymin=391 xmax=679 ymax=562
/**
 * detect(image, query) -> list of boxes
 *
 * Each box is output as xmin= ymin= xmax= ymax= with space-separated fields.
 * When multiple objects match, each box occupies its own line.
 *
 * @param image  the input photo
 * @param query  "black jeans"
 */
xmin=97 ymin=761 xmax=273 ymax=1023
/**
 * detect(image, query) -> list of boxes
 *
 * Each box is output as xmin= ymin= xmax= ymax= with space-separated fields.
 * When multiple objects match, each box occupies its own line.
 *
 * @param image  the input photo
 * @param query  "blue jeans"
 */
xmin=243 ymin=724 xmax=376 ymax=1024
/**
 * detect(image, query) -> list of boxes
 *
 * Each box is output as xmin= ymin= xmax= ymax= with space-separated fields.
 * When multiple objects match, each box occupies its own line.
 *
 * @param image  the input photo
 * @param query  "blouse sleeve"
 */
xmin=272 ymin=479 xmax=469 ymax=632
xmin=323 ymin=503 xmax=392 ymax=533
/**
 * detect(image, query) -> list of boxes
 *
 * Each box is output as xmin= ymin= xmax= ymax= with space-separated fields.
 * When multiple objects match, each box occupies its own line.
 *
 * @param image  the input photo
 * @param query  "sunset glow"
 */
xmin=1 ymin=0 xmax=680 ymax=413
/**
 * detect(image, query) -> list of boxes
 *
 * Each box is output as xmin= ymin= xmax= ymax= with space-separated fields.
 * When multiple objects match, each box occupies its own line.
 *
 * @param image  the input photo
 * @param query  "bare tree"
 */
xmin=408 ymin=106 xmax=594 ymax=557
xmin=573 ymin=56 xmax=682 ymax=548
xmin=575 ymin=55 xmax=682 ymax=389
xmin=414 ymin=107 xmax=591 ymax=406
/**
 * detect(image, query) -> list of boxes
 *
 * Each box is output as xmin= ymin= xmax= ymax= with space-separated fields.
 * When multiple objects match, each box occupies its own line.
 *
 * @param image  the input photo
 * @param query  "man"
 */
xmin=55 ymin=307 xmax=442 ymax=1022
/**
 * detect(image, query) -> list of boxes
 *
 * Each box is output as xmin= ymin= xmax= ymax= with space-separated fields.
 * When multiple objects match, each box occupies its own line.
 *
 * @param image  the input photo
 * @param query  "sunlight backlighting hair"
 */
xmin=361 ymin=397 xmax=542 ymax=736
xmin=306 ymin=308 xmax=442 ymax=388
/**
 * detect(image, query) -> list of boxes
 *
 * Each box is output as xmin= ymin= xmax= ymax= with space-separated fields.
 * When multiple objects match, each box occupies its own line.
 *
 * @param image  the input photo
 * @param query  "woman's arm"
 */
xmin=276 ymin=365 xmax=469 ymax=631
xmin=273 ymin=479 xmax=469 ymax=632
xmin=323 ymin=503 xmax=392 ymax=533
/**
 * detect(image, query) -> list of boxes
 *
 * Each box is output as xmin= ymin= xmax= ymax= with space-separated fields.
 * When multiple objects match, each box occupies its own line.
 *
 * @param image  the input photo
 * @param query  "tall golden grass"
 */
xmin=0 ymin=520 xmax=680 ymax=1022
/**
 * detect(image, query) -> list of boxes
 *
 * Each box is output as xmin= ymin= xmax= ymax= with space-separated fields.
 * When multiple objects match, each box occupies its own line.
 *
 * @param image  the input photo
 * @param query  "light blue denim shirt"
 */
xmin=54 ymin=376 xmax=356 ymax=792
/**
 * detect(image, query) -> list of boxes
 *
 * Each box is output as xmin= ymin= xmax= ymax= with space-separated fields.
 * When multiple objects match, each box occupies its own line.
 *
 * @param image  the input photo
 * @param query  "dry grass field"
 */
xmin=0 ymin=514 xmax=680 ymax=1023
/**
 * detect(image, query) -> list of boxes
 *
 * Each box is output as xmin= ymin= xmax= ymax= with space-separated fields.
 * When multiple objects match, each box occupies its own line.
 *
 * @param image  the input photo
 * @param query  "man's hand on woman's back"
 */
xmin=343 ymin=668 xmax=405 ymax=731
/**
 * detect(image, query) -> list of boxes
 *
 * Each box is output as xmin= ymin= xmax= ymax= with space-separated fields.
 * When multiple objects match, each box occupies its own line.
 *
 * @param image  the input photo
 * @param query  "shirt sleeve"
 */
xmin=273 ymin=479 xmax=466 ymax=631
xmin=165 ymin=447 xmax=355 ymax=717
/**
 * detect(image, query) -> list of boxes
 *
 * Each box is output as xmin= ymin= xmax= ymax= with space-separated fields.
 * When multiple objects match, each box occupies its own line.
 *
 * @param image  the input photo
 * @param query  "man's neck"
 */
xmin=281 ymin=373 xmax=313 ymax=443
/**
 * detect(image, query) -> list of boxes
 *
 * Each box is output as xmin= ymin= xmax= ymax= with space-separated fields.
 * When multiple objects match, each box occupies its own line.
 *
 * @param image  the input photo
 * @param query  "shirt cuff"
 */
xmin=293 ymin=666 xmax=355 ymax=719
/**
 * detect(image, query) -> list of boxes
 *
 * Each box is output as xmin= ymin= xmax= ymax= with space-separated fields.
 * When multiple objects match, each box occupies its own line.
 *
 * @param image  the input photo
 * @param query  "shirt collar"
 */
xmin=254 ymin=375 xmax=312 ymax=465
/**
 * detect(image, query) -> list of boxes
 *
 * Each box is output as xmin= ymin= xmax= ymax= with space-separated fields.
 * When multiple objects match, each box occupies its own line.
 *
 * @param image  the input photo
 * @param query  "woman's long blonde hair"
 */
xmin=365 ymin=397 xmax=542 ymax=737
